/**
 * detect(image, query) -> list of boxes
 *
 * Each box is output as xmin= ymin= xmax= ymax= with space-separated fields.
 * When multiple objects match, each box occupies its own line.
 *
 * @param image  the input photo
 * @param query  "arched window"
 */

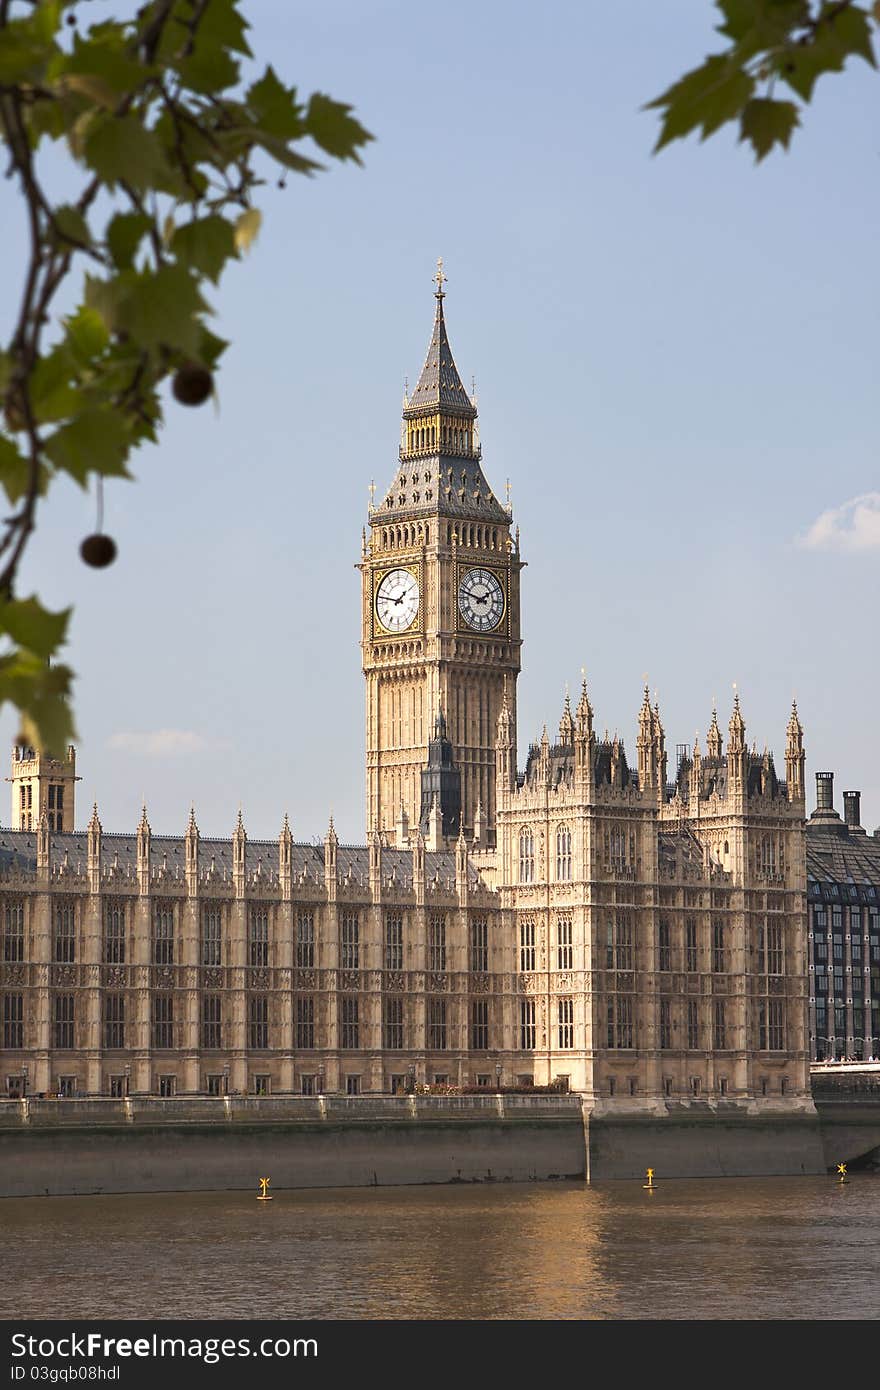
xmin=556 ymin=825 xmax=572 ymax=881
xmin=519 ymin=828 xmax=534 ymax=884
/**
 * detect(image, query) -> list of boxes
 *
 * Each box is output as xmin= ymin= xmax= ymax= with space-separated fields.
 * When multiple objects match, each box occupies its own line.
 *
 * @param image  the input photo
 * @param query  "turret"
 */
xmin=495 ymin=688 xmax=516 ymax=793
xmin=727 ymin=694 xmax=747 ymax=793
xmin=785 ymin=701 xmax=805 ymax=804
xmin=558 ymin=690 xmax=574 ymax=747
xmin=232 ymin=809 xmax=246 ymax=897
xmin=87 ymin=803 xmax=102 ymax=893
xmin=707 ymin=706 xmax=723 ymax=761
xmin=9 ymin=741 xmax=79 ymax=832
xmin=137 ymin=804 xmax=150 ymax=894
xmin=637 ymin=686 xmax=657 ymax=790
xmin=279 ymin=811 xmax=292 ymax=893
xmin=574 ymin=676 xmax=593 ymax=786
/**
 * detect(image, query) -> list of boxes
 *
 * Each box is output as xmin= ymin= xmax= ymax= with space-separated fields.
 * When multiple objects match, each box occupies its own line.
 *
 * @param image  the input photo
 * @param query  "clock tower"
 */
xmin=360 ymin=265 xmax=522 ymax=845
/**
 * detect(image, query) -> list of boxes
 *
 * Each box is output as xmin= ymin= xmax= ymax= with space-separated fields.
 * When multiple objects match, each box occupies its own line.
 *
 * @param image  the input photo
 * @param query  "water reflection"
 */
xmin=1 ymin=1178 xmax=876 ymax=1320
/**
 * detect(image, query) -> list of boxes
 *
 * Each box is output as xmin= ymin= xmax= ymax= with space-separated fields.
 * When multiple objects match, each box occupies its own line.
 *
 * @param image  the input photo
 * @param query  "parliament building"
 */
xmin=0 ymin=272 xmax=821 ymax=1115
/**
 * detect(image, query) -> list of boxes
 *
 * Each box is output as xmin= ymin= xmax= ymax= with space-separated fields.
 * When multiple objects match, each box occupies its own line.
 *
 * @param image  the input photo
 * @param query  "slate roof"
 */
xmin=0 ymin=830 xmax=481 ymax=891
xmin=405 ymin=291 xmax=476 ymax=417
xmin=806 ymin=814 xmax=880 ymax=897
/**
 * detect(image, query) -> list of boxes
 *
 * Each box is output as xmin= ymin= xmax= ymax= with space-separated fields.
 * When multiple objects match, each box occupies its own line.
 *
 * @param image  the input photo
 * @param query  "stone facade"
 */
xmin=0 ymin=275 xmax=815 ymax=1118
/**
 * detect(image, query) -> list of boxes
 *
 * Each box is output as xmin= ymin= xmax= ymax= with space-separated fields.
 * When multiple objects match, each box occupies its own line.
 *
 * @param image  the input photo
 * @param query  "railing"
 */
xmin=0 ymin=1093 xmax=584 ymax=1128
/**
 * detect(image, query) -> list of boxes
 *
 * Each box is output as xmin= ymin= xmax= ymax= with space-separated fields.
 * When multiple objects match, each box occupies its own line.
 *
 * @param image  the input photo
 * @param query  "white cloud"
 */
xmin=798 ymin=492 xmax=880 ymax=552
xmin=107 ymin=729 xmax=218 ymax=757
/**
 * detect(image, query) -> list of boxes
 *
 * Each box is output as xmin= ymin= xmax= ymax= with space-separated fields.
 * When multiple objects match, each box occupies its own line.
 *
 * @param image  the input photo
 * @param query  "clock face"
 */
xmin=458 ymin=568 xmax=504 ymax=632
xmin=376 ymin=568 xmax=419 ymax=633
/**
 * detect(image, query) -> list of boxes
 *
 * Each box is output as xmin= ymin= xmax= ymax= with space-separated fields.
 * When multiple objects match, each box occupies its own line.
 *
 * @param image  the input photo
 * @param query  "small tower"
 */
xmin=785 ymin=701 xmax=805 ymax=805
xmin=637 ymin=686 xmax=657 ymax=790
xmin=232 ymin=809 xmax=246 ymax=897
xmin=9 ymin=742 xmax=79 ymax=831
xmin=87 ymin=803 xmax=102 ymax=893
xmin=185 ymin=806 xmax=199 ymax=892
xmin=495 ymin=686 xmax=516 ymax=794
xmin=727 ymin=694 xmax=747 ymax=793
xmin=558 ymin=690 xmax=574 ymax=747
xmin=707 ymin=706 xmax=723 ymax=761
xmin=419 ymin=708 xmax=461 ymax=840
xmin=689 ymin=734 xmax=702 ymax=806
xmin=136 ymin=805 xmax=151 ymax=894
xmin=279 ymin=812 xmax=292 ymax=894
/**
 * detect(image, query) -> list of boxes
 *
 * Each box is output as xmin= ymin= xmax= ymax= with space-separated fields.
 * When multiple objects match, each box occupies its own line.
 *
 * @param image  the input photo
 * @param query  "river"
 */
xmin=2 ymin=1177 xmax=877 ymax=1320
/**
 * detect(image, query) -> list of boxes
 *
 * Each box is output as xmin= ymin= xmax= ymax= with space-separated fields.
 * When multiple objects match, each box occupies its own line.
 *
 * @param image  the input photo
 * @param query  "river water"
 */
xmin=2 ymin=1177 xmax=877 ymax=1321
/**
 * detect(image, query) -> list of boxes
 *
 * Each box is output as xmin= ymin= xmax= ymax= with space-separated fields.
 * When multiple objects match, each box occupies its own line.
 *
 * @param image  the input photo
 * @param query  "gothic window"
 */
xmin=519 ymin=999 xmax=536 ymax=1050
xmin=470 ymin=918 xmax=488 ymax=973
xmin=607 ymin=996 xmax=633 ymax=1049
xmin=557 ymin=998 xmax=574 ymax=1050
xmin=685 ymin=917 xmax=698 ymax=972
xmin=201 ymin=994 xmax=222 ymax=1049
xmin=54 ymin=902 xmax=75 ymax=963
xmin=248 ymin=907 xmax=269 ymax=968
xmin=428 ymin=998 xmax=447 ymax=1050
xmin=296 ymin=996 xmax=315 ymax=1050
xmin=518 ymin=828 xmax=534 ymax=883
xmin=103 ymin=994 xmax=125 ymax=1050
xmin=429 ymin=914 xmax=446 ymax=973
xmin=519 ymin=920 xmax=536 ymax=973
xmin=659 ymin=998 xmax=671 ymax=1049
xmin=470 ymin=999 xmax=488 ymax=1051
xmin=606 ymin=913 xmax=632 ymax=970
xmin=103 ymin=900 xmax=126 ymax=964
xmin=152 ymin=904 xmax=175 ymax=966
xmin=248 ymin=995 xmax=268 ymax=1050
xmin=296 ymin=911 xmax=314 ymax=969
xmin=557 ymin=916 xmax=573 ymax=970
xmin=712 ymin=920 xmax=725 ymax=973
xmin=385 ymin=912 xmax=403 ymax=971
xmin=659 ymin=918 xmax=671 ymax=972
xmin=341 ymin=912 xmax=359 ymax=970
xmin=713 ymin=1000 xmax=727 ymax=1050
xmin=47 ymin=783 xmax=64 ymax=832
xmin=556 ymin=825 xmax=572 ymax=881
xmin=3 ymin=901 xmax=24 ymax=962
xmin=3 ymin=992 xmax=23 ymax=1049
xmin=54 ymin=993 xmax=75 ymax=1049
xmin=383 ymin=996 xmax=404 ymax=1050
xmin=341 ymin=996 xmax=359 ymax=1049
xmin=759 ymin=1000 xmax=785 ymax=1051
xmin=152 ymin=994 xmax=173 ymax=1049
xmin=687 ymin=1000 xmax=699 ymax=1050
xmin=201 ymin=907 xmax=222 ymax=967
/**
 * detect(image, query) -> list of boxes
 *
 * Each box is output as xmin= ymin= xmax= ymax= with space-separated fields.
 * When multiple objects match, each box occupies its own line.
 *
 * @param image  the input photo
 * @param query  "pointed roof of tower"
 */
xmin=405 ymin=260 xmax=475 ymax=418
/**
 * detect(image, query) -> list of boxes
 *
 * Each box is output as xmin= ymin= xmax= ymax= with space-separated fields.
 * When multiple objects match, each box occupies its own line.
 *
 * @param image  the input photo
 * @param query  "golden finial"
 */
xmin=369 ymin=479 xmax=375 ymax=507
xmin=505 ymin=478 xmax=512 ymax=510
xmin=434 ymin=257 xmax=446 ymax=297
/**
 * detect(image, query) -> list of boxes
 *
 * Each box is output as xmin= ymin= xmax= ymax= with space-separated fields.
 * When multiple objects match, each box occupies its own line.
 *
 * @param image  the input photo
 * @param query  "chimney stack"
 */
xmin=815 ymin=771 xmax=834 ymax=812
xmin=843 ymin=790 xmax=863 ymax=832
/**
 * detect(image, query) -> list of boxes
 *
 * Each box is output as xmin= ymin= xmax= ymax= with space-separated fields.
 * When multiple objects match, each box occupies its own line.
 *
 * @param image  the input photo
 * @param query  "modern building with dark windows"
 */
xmin=807 ymin=773 xmax=880 ymax=1061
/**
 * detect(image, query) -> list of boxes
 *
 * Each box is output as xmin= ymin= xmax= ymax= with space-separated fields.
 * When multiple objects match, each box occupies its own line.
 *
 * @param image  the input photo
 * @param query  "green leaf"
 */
xmin=739 ymin=97 xmax=801 ymax=160
xmin=120 ymin=265 xmax=209 ymax=355
xmin=820 ymin=2 xmax=877 ymax=67
xmin=648 ymin=55 xmax=756 ymax=150
xmin=0 ymin=28 xmax=47 ymax=83
xmin=234 ymin=207 xmax=261 ymax=253
xmin=0 ymin=436 xmax=46 ymax=506
xmin=304 ymin=93 xmax=373 ymax=163
xmin=62 ymin=31 xmax=151 ymax=95
xmin=43 ymin=408 xmax=132 ymax=485
xmin=83 ymin=114 xmax=167 ymax=192
xmin=52 ymin=204 xmax=91 ymax=250
xmin=246 ymin=67 xmax=304 ymax=139
xmin=106 ymin=212 xmax=152 ymax=270
xmin=183 ymin=0 xmax=253 ymax=58
xmin=171 ymin=216 xmax=237 ymax=284
xmin=175 ymin=46 xmax=240 ymax=95
xmin=29 ymin=347 xmax=78 ymax=424
xmin=64 ymin=305 xmax=110 ymax=364
xmin=0 ymin=652 xmax=77 ymax=756
xmin=0 ymin=596 xmax=70 ymax=661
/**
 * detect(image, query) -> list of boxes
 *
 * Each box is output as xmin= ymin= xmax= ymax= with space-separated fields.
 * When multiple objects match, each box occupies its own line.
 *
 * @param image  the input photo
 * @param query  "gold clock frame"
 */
xmin=372 ymin=562 xmax=423 ymax=639
xmin=455 ymin=562 xmax=508 ymax=637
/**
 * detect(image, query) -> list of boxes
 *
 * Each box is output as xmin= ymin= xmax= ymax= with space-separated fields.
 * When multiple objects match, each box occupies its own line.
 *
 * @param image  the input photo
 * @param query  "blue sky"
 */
xmin=2 ymin=1 xmax=878 ymax=842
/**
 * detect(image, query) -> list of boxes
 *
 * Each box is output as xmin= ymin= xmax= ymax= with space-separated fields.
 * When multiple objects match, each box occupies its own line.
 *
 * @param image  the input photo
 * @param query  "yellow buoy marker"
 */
xmin=257 ymin=1175 xmax=273 ymax=1201
xmin=643 ymin=1167 xmax=655 ymax=1190
xmin=837 ymin=1163 xmax=847 ymax=1183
